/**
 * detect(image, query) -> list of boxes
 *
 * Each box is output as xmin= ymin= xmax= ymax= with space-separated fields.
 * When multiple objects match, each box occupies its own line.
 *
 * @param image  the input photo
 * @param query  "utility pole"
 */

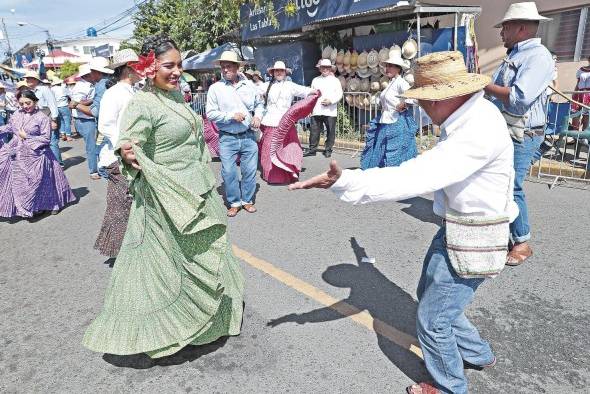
xmin=1 ymin=17 xmax=15 ymax=68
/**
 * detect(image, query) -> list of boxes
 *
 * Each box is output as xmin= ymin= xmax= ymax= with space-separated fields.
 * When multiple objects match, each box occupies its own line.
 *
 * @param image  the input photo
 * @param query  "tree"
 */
xmin=59 ymin=60 xmax=79 ymax=79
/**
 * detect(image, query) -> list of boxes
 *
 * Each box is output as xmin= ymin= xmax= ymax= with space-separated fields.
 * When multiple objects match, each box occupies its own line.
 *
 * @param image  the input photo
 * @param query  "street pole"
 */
xmin=1 ymin=17 xmax=15 ymax=68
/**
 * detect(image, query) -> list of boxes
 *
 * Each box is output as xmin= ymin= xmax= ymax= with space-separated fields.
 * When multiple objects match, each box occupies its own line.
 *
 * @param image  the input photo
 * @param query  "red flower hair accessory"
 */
xmin=129 ymin=50 xmax=159 ymax=79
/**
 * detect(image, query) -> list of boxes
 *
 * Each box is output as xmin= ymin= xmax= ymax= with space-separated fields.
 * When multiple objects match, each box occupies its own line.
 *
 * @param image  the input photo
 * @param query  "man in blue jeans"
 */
xmin=485 ymin=2 xmax=554 ymax=266
xmin=206 ymin=51 xmax=264 ymax=217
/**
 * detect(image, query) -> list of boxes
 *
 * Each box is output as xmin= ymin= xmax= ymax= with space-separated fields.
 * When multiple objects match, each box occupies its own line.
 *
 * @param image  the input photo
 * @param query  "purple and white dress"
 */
xmin=0 ymin=109 xmax=76 ymax=218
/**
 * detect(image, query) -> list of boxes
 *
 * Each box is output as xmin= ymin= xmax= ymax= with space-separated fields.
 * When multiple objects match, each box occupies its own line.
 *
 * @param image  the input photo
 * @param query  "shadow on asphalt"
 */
xmin=398 ymin=197 xmax=441 ymax=226
xmin=267 ymin=237 xmax=431 ymax=383
xmin=63 ymin=155 xmax=86 ymax=171
xmin=72 ymin=187 xmax=90 ymax=200
xmin=102 ymin=337 xmax=229 ymax=369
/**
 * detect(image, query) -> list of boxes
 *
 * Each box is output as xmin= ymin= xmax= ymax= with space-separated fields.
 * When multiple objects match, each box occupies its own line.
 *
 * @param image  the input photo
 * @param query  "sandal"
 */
xmin=242 ymin=204 xmax=257 ymax=213
xmin=406 ymin=382 xmax=440 ymax=394
xmin=227 ymin=207 xmax=240 ymax=217
xmin=506 ymin=243 xmax=532 ymax=266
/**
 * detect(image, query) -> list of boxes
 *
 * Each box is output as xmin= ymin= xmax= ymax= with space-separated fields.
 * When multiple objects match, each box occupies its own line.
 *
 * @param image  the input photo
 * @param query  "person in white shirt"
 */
xmin=572 ymin=55 xmax=590 ymax=130
xmin=259 ymin=61 xmax=315 ymax=183
xmin=305 ymin=59 xmax=343 ymax=158
xmin=289 ymin=52 xmax=517 ymax=394
xmin=361 ymin=53 xmax=418 ymax=169
xmin=94 ymin=49 xmax=141 ymax=258
xmin=50 ymin=79 xmax=72 ymax=141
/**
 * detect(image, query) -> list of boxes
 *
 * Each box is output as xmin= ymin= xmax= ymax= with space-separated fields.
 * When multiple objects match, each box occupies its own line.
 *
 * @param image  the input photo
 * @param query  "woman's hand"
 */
xmin=17 ymin=128 xmax=27 ymax=139
xmin=120 ymin=141 xmax=141 ymax=171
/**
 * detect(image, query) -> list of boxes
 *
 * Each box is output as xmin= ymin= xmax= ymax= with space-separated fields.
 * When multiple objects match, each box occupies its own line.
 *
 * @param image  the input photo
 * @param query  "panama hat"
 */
xmin=317 ymin=58 xmax=336 ymax=71
xmin=360 ymin=77 xmax=370 ymax=93
xmin=252 ymin=70 xmax=262 ymax=79
xmin=494 ymin=2 xmax=551 ymax=28
xmin=78 ymin=64 xmax=92 ymax=77
xmin=41 ymin=78 xmax=51 ymax=84
xmin=267 ymin=60 xmax=292 ymax=74
xmin=16 ymin=80 xmax=29 ymax=89
xmin=109 ymin=48 xmax=139 ymax=69
xmin=347 ymin=77 xmax=360 ymax=92
xmin=383 ymin=53 xmax=410 ymax=70
xmin=356 ymin=67 xmax=372 ymax=79
xmin=24 ymin=70 xmax=41 ymax=81
xmin=370 ymin=66 xmax=381 ymax=78
xmin=389 ymin=45 xmax=402 ymax=58
xmin=367 ymin=50 xmax=380 ymax=69
xmin=400 ymin=51 xmax=491 ymax=101
xmin=401 ymin=39 xmax=418 ymax=60
xmin=89 ymin=56 xmax=114 ymax=74
xmin=214 ymin=50 xmax=246 ymax=66
xmin=51 ymin=78 xmax=63 ymax=86
xmin=379 ymin=47 xmax=390 ymax=63
xmin=357 ymin=51 xmax=368 ymax=69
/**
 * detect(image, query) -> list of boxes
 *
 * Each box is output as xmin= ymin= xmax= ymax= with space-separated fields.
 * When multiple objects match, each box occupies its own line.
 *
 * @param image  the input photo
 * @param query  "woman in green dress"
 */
xmin=83 ymin=35 xmax=244 ymax=358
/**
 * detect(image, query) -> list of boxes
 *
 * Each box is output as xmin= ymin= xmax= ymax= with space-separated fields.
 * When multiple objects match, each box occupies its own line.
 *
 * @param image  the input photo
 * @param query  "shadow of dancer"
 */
xmin=398 ymin=197 xmax=441 ymax=226
xmin=267 ymin=237 xmax=431 ymax=383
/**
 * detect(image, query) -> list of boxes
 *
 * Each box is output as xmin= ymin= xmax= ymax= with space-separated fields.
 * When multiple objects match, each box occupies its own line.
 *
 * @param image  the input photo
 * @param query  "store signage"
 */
xmin=241 ymin=0 xmax=403 ymax=40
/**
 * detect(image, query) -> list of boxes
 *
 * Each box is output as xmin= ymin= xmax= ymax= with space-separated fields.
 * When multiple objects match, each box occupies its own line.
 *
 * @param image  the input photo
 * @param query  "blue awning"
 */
xmin=182 ymin=43 xmax=254 ymax=71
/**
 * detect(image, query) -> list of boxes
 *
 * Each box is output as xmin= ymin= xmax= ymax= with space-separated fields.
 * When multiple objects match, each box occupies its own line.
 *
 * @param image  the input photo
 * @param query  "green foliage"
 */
xmin=58 ymin=60 xmax=79 ymax=79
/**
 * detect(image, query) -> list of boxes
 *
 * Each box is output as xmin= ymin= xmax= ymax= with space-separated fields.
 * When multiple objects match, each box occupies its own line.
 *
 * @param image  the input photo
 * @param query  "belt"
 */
xmin=220 ymin=129 xmax=250 ymax=136
xmin=524 ymin=128 xmax=544 ymax=137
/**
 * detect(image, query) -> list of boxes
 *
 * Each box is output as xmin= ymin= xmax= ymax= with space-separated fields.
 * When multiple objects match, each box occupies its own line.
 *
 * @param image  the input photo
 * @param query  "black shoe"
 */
xmin=323 ymin=151 xmax=332 ymax=158
xmin=303 ymin=150 xmax=317 ymax=157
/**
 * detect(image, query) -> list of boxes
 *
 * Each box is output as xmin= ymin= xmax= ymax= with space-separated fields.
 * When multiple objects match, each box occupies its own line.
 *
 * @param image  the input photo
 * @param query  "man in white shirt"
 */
xmin=290 ymin=52 xmax=517 ymax=394
xmin=305 ymin=59 xmax=343 ymax=158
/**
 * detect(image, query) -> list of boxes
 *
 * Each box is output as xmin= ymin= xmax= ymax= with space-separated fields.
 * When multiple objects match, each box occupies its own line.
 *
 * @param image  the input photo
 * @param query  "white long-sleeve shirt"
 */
xmin=98 ymin=82 xmax=135 ymax=167
xmin=71 ymin=80 xmax=95 ymax=120
xmin=51 ymin=85 xmax=69 ymax=108
xmin=331 ymin=91 xmax=519 ymax=221
xmin=261 ymin=80 xmax=313 ymax=127
xmin=379 ymin=75 xmax=411 ymax=124
xmin=311 ymin=74 xmax=343 ymax=117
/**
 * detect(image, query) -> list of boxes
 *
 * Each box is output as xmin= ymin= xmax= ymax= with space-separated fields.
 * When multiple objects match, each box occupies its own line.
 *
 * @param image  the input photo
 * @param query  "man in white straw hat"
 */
xmin=25 ymin=70 xmax=61 ymax=165
xmin=484 ymin=1 xmax=554 ymax=267
xmin=289 ymin=51 xmax=518 ymax=394
xmin=206 ymin=50 xmax=264 ymax=217
xmin=305 ymin=58 xmax=342 ymax=158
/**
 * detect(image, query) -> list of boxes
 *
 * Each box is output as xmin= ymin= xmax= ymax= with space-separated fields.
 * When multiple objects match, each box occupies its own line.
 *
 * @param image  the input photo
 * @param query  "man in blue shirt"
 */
xmin=485 ymin=2 xmax=554 ymax=266
xmin=206 ymin=51 xmax=264 ymax=217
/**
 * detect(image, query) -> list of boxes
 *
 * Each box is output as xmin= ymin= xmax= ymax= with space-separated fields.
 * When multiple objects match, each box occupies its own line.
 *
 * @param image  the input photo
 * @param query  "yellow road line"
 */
xmin=232 ymin=245 xmax=423 ymax=359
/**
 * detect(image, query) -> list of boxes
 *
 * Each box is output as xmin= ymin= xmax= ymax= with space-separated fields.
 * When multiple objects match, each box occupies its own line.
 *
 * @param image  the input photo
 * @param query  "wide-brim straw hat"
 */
xmin=360 ymin=78 xmax=370 ymax=93
xmin=337 ymin=64 xmax=345 ymax=74
xmin=367 ymin=50 xmax=380 ymax=69
xmin=24 ymin=70 xmax=41 ymax=81
xmin=356 ymin=68 xmax=372 ymax=79
xmin=89 ymin=56 xmax=114 ymax=74
xmin=347 ymin=77 xmax=360 ymax=92
xmin=383 ymin=53 xmax=410 ymax=70
xmin=268 ymin=60 xmax=292 ymax=74
xmin=400 ymin=51 xmax=491 ymax=101
xmin=322 ymin=46 xmax=333 ymax=59
xmin=401 ymin=39 xmax=418 ymax=60
xmin=494 ymin=2 xmax=552 ymax=28
xmin=317 ymin=58 xmax=336 ymax=71
xmin=336 ymin=50 xmax=345 ymax=65
xmin=379 ymin=47 xmax=390 ymax=63
xmin=343 ymin=50 xmax=351 ymax=66
xmin=214 ymin=50 xmax=247 ymax=66
xmin=357 ymin=51 xmax=368 ymax=68
xmin=78 ymin=64 xmax=92 ymax=77
xmin=370 ymin=66 xmax=381 ymax=78
xmin=109 ymin=48 xmax=139 ymax=69
xmin=350 ymin=50 xmax=359 ymax=67
xmin=51 ymin=78 xmax=63 ymax=86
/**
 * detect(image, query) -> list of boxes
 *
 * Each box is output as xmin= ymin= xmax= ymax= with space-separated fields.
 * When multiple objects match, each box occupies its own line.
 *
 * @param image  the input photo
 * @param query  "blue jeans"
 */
xmin=49 ymin=126 xmax=63 ymax=165
xmin=58 ymin=106 xmax=72 ymax=136
xmin=75 ymin=118 xmax=98 ymax=175
xmin=510 ymin=134 xmax=544 ymax=243
xmin=219 ymin=130 xmax=258 ymax=207
xmin=416 ymin=229 xmax=493 ymax=394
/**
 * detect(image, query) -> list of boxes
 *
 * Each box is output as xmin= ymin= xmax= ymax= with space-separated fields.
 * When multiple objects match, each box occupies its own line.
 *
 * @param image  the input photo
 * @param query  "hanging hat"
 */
xmin=370 ymin=81 xmax=381 ymax=92
xmin=370 ymin=66 xmax=381 ymax=78
xmin=336 ymin=50 xmax=345 ymax=65
xmin=330 ymin=47 xmax=338 ymax=63
xmin=494 ymin=2 xmax=552 ymax=28
xmin=338 ymin=75 xmax=347 ymax=90
xmin=316 ymin=58 xmax=337 ymax=71
xmin=214 ymin=50 xmax=246 ymax=65
xmin=89 ymin=56 xmax=114 ymax=74
xmin=379 ymin=47 xmax=390 ymax=63
xmin=371 ymin=93 xmax=380 ymax=105
xmin=322 ymin=46 xmax=333 ymax=59
xmin=404 ymin=73 xmax=415 ymax=86
xmin=345 ymin=94 xmax=354 ymax=105
xmin=357 ymin=51 xmax=368 ymax=70
xmin=350 ymin=50 xmax=359 ymax=67
xmin=268 ymin=60 xmax=292 ymax=74
xmin=380 ymin=75 xmax=389 ymax=90
xmin=78 ymin=64 xmax=92 ymax=77
xmin=379 ymin=63 xmax=386 ymax=74
xmin=109 ymin=48 xmax=140 ymax=69
xmin=356 ymin=68 xmax=372 ymax=79
xmin=343 ymin=50 xmax=351 ymax=66
xmin=367 ymin=50 xmax=380 ymax=69
xmin=347 ymin=77 xmax=360 ymax=92
xmin=402 ymin=39 xmax=418 ymax=60
xmin=24 ymin=70 xmax=41 ymax=81
xmin=389 ymin=45 xmax=402 ymax=58
xmin=336 ymin=64 xmax=345 ymax=74
xmin=383 ymin=53 xmax=410 ymax=70
xmin=360 ymin=78 xmax=370 ymax=93
xmin=400 ymin=51 xmax=492 ymax=101
xmin=344 ymin=64 xmax=352 ymax=75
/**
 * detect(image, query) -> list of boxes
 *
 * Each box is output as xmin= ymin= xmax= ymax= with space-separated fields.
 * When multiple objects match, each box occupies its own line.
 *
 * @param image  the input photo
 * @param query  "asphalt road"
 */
xmin=1 ymin=139 xmax=589 ymax=393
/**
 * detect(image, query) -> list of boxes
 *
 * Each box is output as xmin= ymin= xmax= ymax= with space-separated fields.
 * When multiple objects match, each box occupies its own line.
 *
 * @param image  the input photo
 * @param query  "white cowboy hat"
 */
xmin=109 ymin=48 xmax=139 ymax=69
xmin=401 ymin=39 xmax=418 ymax=60
xmin=389 ymin=45 xmax=402 ymax=57
xmin=494 ymin=2 xmax=552 ymax=28
xmin=267 ymin=60 xmax=292 ymax=74
xmin=379 ymin=47 xmax=390 ymax=63
xmin=214 ymin=50 xmax=246 ymax=66
xmin=24 ymin=70 xmax=41 ymax=81
xmin=367 ymin=50 xmax=380 ymax=69
xmin=78 ymin=64 xmax=92 ymax=78
xmin=356 ymin=67 xmax=372 ymax=79
xmin=400 ymin=51 xmax=491 ymax=101
xmin=317 ymin=58 xmax=336 ymax=71
xmin=383 ymin=53 xmax=410 ymax=70
xmin=89 ymin=56 xmax=114 ymax=74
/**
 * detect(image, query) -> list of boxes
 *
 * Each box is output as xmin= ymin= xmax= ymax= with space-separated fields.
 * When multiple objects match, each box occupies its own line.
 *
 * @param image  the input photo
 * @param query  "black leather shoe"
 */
xmin=303 ymin=150 xmax=317 ymax=157
xmin=323 ymin=151 xmax=332 ymax=158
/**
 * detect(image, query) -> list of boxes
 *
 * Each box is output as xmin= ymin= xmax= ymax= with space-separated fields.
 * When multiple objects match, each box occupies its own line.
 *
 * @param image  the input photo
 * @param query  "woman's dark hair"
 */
xmin=16 ymin=89 xmax=38 ymax=102
xmin=140 ymin=34 xmax=179 ymax=58
xmin=107 ymin=64 xmax=130 ymax=87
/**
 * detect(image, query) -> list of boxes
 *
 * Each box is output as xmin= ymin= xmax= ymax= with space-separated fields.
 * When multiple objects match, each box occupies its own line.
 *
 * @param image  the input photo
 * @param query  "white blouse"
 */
xmin=379 ymin=75 xmax=411 ymax=124
xmin=261 ymin=80 xmax=313 ymax=127
xmin=98 ymin=82 xmax=135 ymax=167
xmin=576 ymin=68 xmax=590 ymax=90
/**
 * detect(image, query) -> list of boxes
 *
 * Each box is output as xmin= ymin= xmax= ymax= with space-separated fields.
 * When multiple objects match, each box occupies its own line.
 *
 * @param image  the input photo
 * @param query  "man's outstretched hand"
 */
xmin=288 ymin=160 xmax=342 ymax=190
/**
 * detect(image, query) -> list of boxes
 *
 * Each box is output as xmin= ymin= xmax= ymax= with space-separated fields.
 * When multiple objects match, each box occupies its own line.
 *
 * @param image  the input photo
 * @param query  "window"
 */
xmin=83 ymin=45 xmax=96 ymax=55
xmin=538 ymin=7 xmax=589 ymax=61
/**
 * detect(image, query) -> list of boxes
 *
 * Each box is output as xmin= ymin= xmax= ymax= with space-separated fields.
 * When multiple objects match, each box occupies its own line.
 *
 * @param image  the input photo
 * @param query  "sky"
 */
xmin=0 ymin=0 xmax=139 ymax=60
